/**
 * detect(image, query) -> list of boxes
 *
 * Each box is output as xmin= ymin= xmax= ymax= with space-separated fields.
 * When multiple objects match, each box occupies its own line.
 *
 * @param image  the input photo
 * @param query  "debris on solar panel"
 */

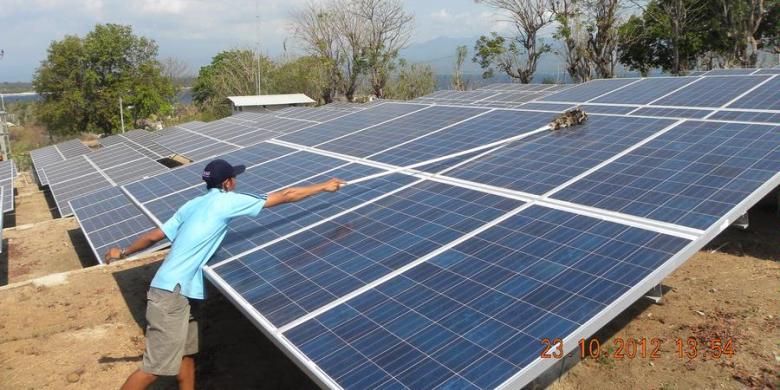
xmin=548 ymin=106 xmax=588 ymax=130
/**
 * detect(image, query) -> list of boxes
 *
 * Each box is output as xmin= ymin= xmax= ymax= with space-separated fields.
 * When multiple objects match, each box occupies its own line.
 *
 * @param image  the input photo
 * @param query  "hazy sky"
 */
xmin=1 ymin=0 xmax=514 ymax=81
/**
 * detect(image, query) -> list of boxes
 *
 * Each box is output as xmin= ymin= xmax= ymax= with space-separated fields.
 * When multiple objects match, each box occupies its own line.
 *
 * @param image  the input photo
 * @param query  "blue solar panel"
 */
xmin=279 ymin=103 xmax=428 ymax=146
xmin=123 ymin=143 xmax=296 ymax=204
xmin=280 ymin=205 xmax=690 ymax=389
xmin=518 ymin=102 xmax=573 ymax=111
xmin=704 ymin=69 xmax=758 ymax=75
xmin=50 ymin=172 xmax=113 ymax=216
xmin=479 ymin=91 xmax=545 ymax=104
xmin=726 ymin=77 xmax=780 ymax=110
xmin=71 ymin=187 xmax=165 ymax=264
xmin=592 ymin=77 xmax=697 ymax=105
xmin=141 ymin=151 xmax=351 ymax=224
xmin=316 ymin=106 xmax=488 ymax=158
xmin=755 ymin=68 xmax=780 ymax=75
xmin=632 ymin=107 xmax=713 ymax=119
xmin=552 ymin=120 xmax=780 ymax=229
xmin=212 ymin=181 xmax=523 ymax=327
xmin=211 ymin=166 xmax=417 ymax=263
xmin=445 ymin=116 xmax=675 ymax=194
xmin=653 ymin=75 xmax=770 ymax=107
xmin=371 ymin=110 xmax=552 ymax=167
xmin=540 ymin=79 xmax=639 ymax=103
xmin=580 ymin=105 xmax=637 ymax=114
xmin=708 ymin=110 xmax=780 ymax=124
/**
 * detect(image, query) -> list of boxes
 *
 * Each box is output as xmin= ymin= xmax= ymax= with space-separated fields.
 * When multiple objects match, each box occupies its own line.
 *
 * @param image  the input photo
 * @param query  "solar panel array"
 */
xmin=0 ymin=160 xmax=16 ymax=212
xmin=54 ymin=69 xmax=780 ymax=389
xmin=29 ymin=139 xmax=92 ymax=186
xmin=99 ymin=130 xmax=174 ymax=160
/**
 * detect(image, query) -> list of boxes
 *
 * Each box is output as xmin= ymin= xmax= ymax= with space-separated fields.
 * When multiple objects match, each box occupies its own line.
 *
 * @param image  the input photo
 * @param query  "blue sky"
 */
xmin=0 ymin=0 xmax=514 ymax=81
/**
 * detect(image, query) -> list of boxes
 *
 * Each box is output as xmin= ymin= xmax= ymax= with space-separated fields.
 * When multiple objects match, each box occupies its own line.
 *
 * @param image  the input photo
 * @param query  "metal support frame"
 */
xmin=644 ymin=284 xmax=664 ymax=304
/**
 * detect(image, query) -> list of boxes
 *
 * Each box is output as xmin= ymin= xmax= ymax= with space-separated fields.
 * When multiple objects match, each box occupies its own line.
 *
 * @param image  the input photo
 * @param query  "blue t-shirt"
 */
xmin=151 ymin=188 xmax=267 ymax=299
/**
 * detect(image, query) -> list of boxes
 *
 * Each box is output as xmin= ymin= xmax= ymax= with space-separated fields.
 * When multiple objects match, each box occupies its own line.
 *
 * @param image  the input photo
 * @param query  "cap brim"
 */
xmin=233 ymin=165 xmax=246 ymax=176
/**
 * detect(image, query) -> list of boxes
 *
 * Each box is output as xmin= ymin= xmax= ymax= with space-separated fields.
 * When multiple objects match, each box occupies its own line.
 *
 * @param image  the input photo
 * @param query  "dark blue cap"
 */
xmin=202 ymin=159 xmax=246 ymax=188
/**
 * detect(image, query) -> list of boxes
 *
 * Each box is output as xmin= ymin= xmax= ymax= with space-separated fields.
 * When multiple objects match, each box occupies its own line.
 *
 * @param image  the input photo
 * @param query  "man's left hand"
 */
xmin=104 ymin=247 xmax=123 ymax=264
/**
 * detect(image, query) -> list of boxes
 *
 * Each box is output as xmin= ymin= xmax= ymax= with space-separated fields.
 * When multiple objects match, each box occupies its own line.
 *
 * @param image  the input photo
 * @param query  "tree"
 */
xmin=384 ymin=59 xmax=436 ymax=100
xmin=191 ymin=50 xmax=275 ymax=116
xmin=292 ymin=2 xmax=344 ymax=103
xmin=474 ymin=0 xmax=555 ymax=83
xmin=353 ymin=0 xmax=414 ymax=98
xmin=452 ymin=45 xmax=469 ymax=91
xmin=33 ymin=24 xmax=174 ymax=136
xmin=552 ymin=0 xmax=594 ymax=82
xmin=586 ymin=0 xmax=624 ymax=78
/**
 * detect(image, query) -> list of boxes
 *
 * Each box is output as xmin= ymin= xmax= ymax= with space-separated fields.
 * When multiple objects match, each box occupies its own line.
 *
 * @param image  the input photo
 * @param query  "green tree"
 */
xmin=384 ymin=59 xmax=436 ymax=100
xmin=33 ymin=24 xmax=174 ymax=136
xmin=192 ymin=50 xmax=276 ymax=117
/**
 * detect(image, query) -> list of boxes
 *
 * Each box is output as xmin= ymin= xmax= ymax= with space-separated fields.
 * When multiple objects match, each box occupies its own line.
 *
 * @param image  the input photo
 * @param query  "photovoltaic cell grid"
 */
xmin=30 ymin=145 xmax=63 ymax=185
xmin=70 ymin=187 xmax=165 ymax=264
xmin=317 ymin=106 xmax=489 ymax=158
xmin=446 ymin=116 xmax=676 ymax=195
xmin=703 ymin=68 xmax=758 ymax=76
xmin=591 ymin=77 xmax=697 ymax=105
xmin=707 ymin=111 xmax=780 ymax=124
xmin=50 ymin=171 xmax=113 ymax=216
xmin=279 ymin=103 xmax=428 ymax=147
xmin=280 ymin=205 xmax=690 ymax=390
xmin=653 ymin=75 xmax=771 ymax=108
xmin=579 ymin=105 xmax=638 ymax=115
xmin=208 ymin=164 xmax=417 ymax=264
xmin=540 ymin=78 xmax=638 ymax=102
xmin=0 ymin=160 xmax=13 ymax=212
xmin=154 ymin=126 xmax=239 ymax=160
xmin=631 ymin=107 xmax=713 ymax=119
xmin=121 ymin=130 xmax=175 ymax=159
xmin=552 ymin=120 xmax=780 ymax=229
xmin=212 ymin=180 xmax=522 ymax=327
xmin=478 ymin=92 xmax=548 ymax=104
xmin=87 ymin=143 xmax=147 ymax=170
xmin=141 ymin=151 xmax=350 ymax=226
xmin=725 ymin=77 xmax=780 ymax=110
xmin=478 ymin=83 xmax=559 ymax=92
xmin=123 ymin=143 xmax=297 ymax=205
xmin=371 ymin=110 xmax=553 ymax=168
xmin=41 ymin=156 xmax=95 ymax=185
xmin=55 ymin=139 xmax=92 ymax=159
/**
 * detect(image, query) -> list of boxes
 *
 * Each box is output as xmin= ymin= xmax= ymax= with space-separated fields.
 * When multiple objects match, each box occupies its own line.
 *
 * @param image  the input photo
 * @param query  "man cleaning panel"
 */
xmin=104 ymin=159 xmax=344 ymax=390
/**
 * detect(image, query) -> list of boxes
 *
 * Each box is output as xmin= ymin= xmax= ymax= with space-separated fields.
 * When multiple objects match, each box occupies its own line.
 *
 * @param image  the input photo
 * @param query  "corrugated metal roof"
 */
xmin=227 ymin=94 xmax=315 ymax=107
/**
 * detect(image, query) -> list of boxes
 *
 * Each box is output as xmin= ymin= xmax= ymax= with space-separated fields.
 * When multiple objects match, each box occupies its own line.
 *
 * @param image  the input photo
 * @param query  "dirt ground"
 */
xmin=0 ymin=177 xmax=778 ymax=389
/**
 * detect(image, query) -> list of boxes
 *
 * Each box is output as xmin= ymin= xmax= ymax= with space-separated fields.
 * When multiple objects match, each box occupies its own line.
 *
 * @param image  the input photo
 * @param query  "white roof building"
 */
xmin=226 ymin=94 xmax=316 ymax=113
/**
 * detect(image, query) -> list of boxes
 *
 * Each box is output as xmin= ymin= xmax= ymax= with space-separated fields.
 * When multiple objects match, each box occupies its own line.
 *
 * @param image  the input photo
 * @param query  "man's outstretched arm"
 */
xmin=265 ymin=178 xmax=345 ymax=208
xmin=105 ymin=228 xmax=166 ymax=264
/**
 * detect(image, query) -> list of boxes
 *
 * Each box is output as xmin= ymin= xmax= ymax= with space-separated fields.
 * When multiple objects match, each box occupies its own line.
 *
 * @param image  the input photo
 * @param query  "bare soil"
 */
xmin=0 ymin=181 xmax=777 ymax=389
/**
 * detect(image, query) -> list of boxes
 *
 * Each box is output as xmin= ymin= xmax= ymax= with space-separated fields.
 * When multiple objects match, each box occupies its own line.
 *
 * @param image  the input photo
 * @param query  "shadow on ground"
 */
xmin=0 ymin=238 xmax=7 ymax=285
xmin=68 ymin=228 xmax=98 ymax=268
xmin=111 ymin=262 xmax=316 ymax=389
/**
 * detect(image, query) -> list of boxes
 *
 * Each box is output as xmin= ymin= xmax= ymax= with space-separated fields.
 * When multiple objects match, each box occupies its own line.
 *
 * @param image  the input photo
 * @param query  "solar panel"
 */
xmin=280 ymin=103 xmax=429 ymax=146
xmin=478 ymin=92 xmax=547 ymax=104
xmin=316 ymin=106 xmax=489 ymax=158
xmin=579 ymin=105 xmax=638 ymax=114
xmin=446 ymin=115 xmax=675 ymax=194
xmin=479 ymin=83 xmax=557 ymax=92
xmin=704 ymin=68 xmax=758 ymax=76
xmin=70 ymin=187 xmax=165 ymax=264
xmin=119 ymin=130 xmax=174 ymax=159
xmin=653 ymin=75 xmax=771 ymax=107
xmin=123 ymin=143 xmax=297 ymax=204
xmin=371 ymin=110 xmax=552 ymax=168
xmin=49 ymin=171 xmax=113 ymax=216
xmin=86 ymin=143 xmax=146 ymax=170
xmin=0 ymin=160 xmax=15 ymax=212
xmin=518 ymin=102 xmax=574 ymax=112
xmin=41 ymin=156 xmax=95 ymax=185
xmin=591 ymin=77 xmax=697 ymax=105
xmin=275 ymin=205 xmax=689 ymax=389
xmin=55 ymin=139 xmax=92 ymax=159
xmin=631 ymin=107 xmax=713 ymax=119
xmin=754 ymin=68 xmax=780 ymax=75
xmin=707 ymin=110 xmax=780 ymax=124
xmin=210 ymin=180 xmax=522 ymax=327
xmin=541 ymin=79 xmax=639 ymax=102
xmin=551 ymin=120 xmax=780 ymax=229
xmin=103 ymin=158 xmax=169 ymax=185
xmin=30 ymin=145 xmax=65 ymax=186
xmin=277 ymin=107 xmax=352 ymax=123
xmin=155 ymin=126 xmax=239 ymax=161
xmin=725 ymin=77 xmax=780 ymax=110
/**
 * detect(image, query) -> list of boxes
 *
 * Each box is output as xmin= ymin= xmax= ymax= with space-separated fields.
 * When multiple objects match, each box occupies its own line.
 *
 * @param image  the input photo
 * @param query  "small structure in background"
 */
xmin=226 ymin=94 xmax=315 ymax=114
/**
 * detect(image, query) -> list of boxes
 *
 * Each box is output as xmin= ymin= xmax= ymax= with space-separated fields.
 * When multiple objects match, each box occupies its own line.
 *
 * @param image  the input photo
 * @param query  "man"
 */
xmin=105 ymin=159 xmax=344 ymax=390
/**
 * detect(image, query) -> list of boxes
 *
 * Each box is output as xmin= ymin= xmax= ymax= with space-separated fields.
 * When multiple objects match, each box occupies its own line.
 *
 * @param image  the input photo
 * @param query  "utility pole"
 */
xmin=119 ymin=96 xmax=125 ymax=133
xmin=256 ymin=0 xmax=262 ymax=95
xmin=0 ymin=49 xmax=10 ymax=160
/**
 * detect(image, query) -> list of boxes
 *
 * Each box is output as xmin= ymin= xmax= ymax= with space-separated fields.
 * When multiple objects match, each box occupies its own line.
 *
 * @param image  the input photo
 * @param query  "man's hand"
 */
xmin=321 ymin=178 xmax=346 ymax=192
xmin=104 ymin=247 xmax=123 ymax=264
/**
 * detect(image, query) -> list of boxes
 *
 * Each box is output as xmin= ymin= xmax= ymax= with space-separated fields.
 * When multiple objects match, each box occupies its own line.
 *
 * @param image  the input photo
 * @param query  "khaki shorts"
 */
xmin=142 ymin=285 xmax=199 ymax=376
